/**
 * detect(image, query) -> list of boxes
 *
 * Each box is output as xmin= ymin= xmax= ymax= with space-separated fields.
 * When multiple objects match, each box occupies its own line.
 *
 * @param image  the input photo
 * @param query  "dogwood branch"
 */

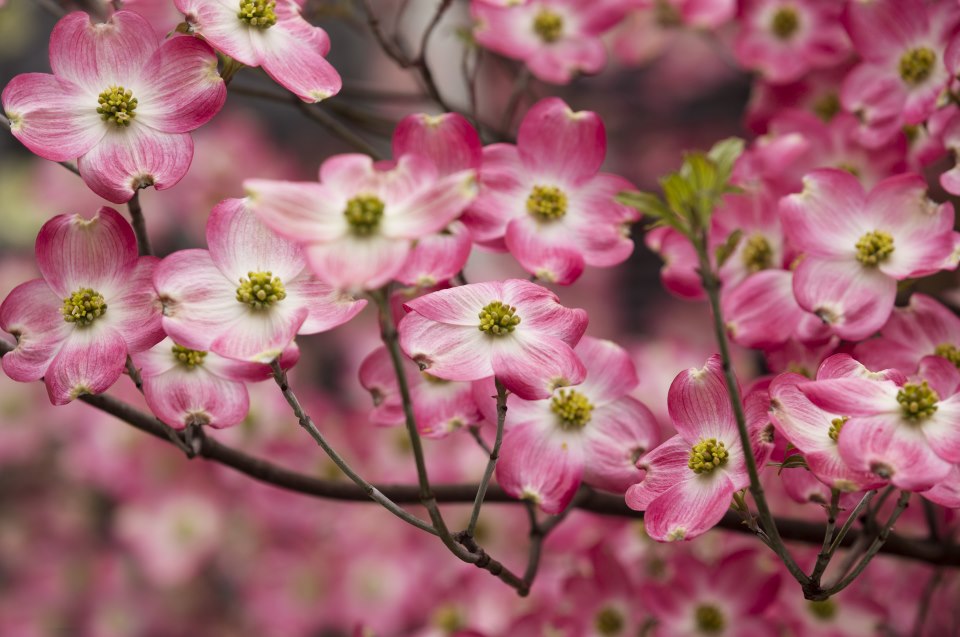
xmin=466 ymin=378 xmax=506 ymax=536
xmin=127 ymin=191 xmax=152 ymax=256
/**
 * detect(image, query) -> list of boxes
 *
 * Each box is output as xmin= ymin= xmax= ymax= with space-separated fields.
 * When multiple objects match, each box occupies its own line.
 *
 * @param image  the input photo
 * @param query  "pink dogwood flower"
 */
xmin=132 ymin=336 xmax=298 ymax=429
xmin=484 ymin=337 xmax=658 ymax=512
xmin=842 ymin=0 xmax=960 ymax=146
xmin=625 ymin=355 xmax=774 ymax=542
xmin=800 ymin=355 xmax=960 ymax=491
xmin=245 ymin=153 xmax=477 ymax=291
xmin=175 ymin=0 xmax=341 ymax=102
xmin=154 ymin=198 xmax=365 ymax=363
xmin=471 ymin=0 xmax=630 ymax=84
xmin=0 ymin=207 xmax=163 ymax=404
xmin=391 ymin=112 xmax=481 ymax=287
xmin=398 ymin=279 xmax=588 ymax=400
xmin=855 ymin=293 xmax=960 ymax=375
xmin=733 ymin=0 xmax=849 ymax=85
xmin=465 ymin=97 xmax=638 ymax=284
xmin=358 ymin=345 xmax=482 ymax=439
xmin=1 ymin=11 xmax=226 ymax=203
xmin=781 ymin=169 xmax=958 ymax=341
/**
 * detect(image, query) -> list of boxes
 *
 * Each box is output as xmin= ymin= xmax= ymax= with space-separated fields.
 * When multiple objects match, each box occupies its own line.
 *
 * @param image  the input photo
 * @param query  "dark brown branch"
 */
xmin=1 ymin=340 xmax=958 ymax=568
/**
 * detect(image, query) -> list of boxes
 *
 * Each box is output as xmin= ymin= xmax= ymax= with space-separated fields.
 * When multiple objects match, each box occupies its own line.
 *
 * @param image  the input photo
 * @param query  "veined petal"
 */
xmin=517 ymin=97 xmax=605 ymax=184
xmin=210 ymin=303 xmax=308 ymax=363
xmin=49 ymin=11 xmax=159 ymax=92
xmin=566 ymin=173 xmax=637 ymax=267
xmin=625 ymin=435 xmax=691 ymax=511
xmin=501 ymin=279 xmax=588 ymax=346
xmin=142 ymin=365 xmax=249 ymax=429
xmin=257 ymin=19 xmax=342 ymax=102
xmin=130 ymin=336 xmax=179 ymax=378
xmin=2 ymin=73 xmax=105 ymax=162
xmin=0 ymin=280 xmax=71 ymax=382
xmin=582 ymin=397 xmax=659 ymax=493
xmin=413 ymin=379 xmax=482 ymax=438
xmin=175 ymin=0 xmax=259 ymax=65
xmin=394 ymin=222 xmax=473 ymax=287
xmin=922 ymin=397 xmax=960 ymax=463
xmin=575 ymin=336 xmax=638 ymax=403
xmin=769 ymin=373 xmax=836 ymax=454
xmin=403 ymin=281 xmax=504 ymax=326
xmin=135 ymin=35 xmax=226 ymax=133
xmin=154 ymin=249 xmax=244 ymax=352
xmin=105 ymin=256 xmax=164 ymax=353
xmin=305 ymin=234 xmax=410 ymax=291
xmin=391 ymin=112 xmax=482 ymax=175
xmin=398 ymin=312 xmax=494 ymax=381
xmin=382 ymin=169 xmax=478 ymax=239
xmin=504 ymin=216 xmax=585 ymax=285
xmin=496 ymin=422 xmax=585 ymax=514
xmin=644 ymin=472 xmax=735 ymax=542
xmin=490 ymin=331 xmax=586 ymax=400
xmin=78 ymin=125 xmax=194 ymax=203
xmin=245 ymin=179 xmax=348 ymax=243
xmin=36 ymin=206 xmax=138 ymax=298
xmin=668 ymin=354 xmax=739 ymax=444
xmin=44 ymin=324 xmax=128 ymax=405
xmin=284 ymin=273 xmax=366 ymax=334
xmin=780 ymin=169 xmax=867 ymax=256
xmin=923 ymin=466 xmax=960 ymax=509
xmin=462 ymin=143 xmax=527 ymax=243
xmin=722 ymin=270 xmax=813 ymax=349
xmin=525 ymin=37 xmax=608 ymax=85
xmin=206 ymin=198 xmax=306 ymax=283
xmin=798 ymin=377 xmax=899 ymax=415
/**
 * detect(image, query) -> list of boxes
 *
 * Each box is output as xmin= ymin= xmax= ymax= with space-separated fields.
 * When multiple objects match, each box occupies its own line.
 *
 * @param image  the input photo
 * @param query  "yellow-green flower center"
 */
xmin=62 ymin=288 xmax=107 ymax=326
xmin=238 ymin=0 xmax=277 ymax=28
xmin=688 ymin=438 xmax=728 ymax=474
xmin=694 ymin=604 xmax=725 ymax=634
xmin=741 ymin=234 xmax=773 ymax=272
xmin=899 ymin=47 xmax=936 ymax=85
xmin=533 ymin=9 xmax=564 ymax=43
xmin=526 ymin=185 xmax=568 ymax=221
xmin=97 ymin=86 xmax=138 ymax=126
xmin=594 ymin=606 xmax=625 ymax=636
xmin=808 ymin=599 xmax=838 ymax=621
xmin=812 ymin=93 xmax=841 ymax=121
xmin=236 ymin=271 xmax=286 ymax=310
xmin=855 ymin=230 xmax=894 ymax=266
xmin=172 ymin=344 xmax=207 ymax=368
xmin=344 ymin=194 xmax=385 ymax=237
xmin=828 ymin=416 xmax=847 ymax=443
xmin=551 ymin=388 xmax=593 ymax=431
xmin=897 ymin=381 xmax=939 ymax=421
xmin=770 ymin=6 xmax=799 ymax=40
xmin=478 ymin=300 xmax=520 ymax=336
xmin=934 ymin=343 xmax=960 ymax=369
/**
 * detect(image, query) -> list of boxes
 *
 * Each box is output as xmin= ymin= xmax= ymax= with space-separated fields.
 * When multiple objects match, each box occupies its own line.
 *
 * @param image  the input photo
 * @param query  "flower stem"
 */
xmin=466 ymin=378 xmax=507 ymax=536
xmin=268 ymin=359 xmax=437 ymax=535
xmin=127 ymin=191 xmax=152 ymax=256
xmin=693 ymin=231 xmax=808 ymax=585
xmin=810 ymin=489 xmax=841 ymax=583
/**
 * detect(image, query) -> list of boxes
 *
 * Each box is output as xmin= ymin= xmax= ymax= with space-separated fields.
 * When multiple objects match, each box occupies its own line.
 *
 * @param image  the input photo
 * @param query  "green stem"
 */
xmin=693 ymin=231 xmax=808 ymax=585
xmin=827 ymin=489 xmax=876 ymax=555
xmin=466 ymin=378 xmax=507 ymax=536
xmin=268 ymin=360 xmax=436 ymax=535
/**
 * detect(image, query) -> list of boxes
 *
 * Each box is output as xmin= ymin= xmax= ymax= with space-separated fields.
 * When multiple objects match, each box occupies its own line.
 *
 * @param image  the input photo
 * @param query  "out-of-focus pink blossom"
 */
xmin=398 ymin=279 xmax=588 ymax=400
xmin=154 ymin=198 xmax=365 ymax=362
xmin=176 ymin=0 xmax=341 ymax=102
xmin=466 ymin=98 xmax=638 ymax=284
xmin=1 ymin=11 xmax=226 ymax=203
xmin=0 ymin=207 xmax=163 ymax=404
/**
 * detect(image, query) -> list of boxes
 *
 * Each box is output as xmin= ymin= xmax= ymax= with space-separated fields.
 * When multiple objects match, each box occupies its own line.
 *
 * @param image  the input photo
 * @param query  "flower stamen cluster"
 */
xmin=594 ymin=607 xmax=625 ymax=636
xmin=934 ymin=343 xmax=960 ymax=368
xmin=688 ymin=438 xmax=728 ymax=474
xmin=807 ymin=599 xmax=838 ymax=621
xmin=741 ymin=234 xmax=773 ymax=272
xmin=171 ymin=344 xmax=207 ymax=368
xmin=532 ymin=9 xmax=564 ymax=43
xmin=828 ymin=416 xmax=847 ymax=442
xmin=478 ymin=300 xmax=521 ymax=336
xmin=694 ymin=604 xmax=725 ymax=634
xmin=551 ymin=388 xmax=593 ymax=430
xmin=236 ymin=271 xmax=287 ymax=309
xmin=898 ymin=47 xmax=936 ymax=85
xmin=770 ymin=7 xmax=799 ymax=40
xmin=855 ymin=230 xmax=894 ymax=266
xmin=238 ymin=0 xmax=277 ymax=29
xmin=96 ymin=86 xmax=138 ymax=126
xmin=897 ymin=381 xmax=939 ymax=421
xmin=526 ymin=185 xmax=568 ymax=221
xmin=344 ymin=194 xmax=385 ymax=236
xmin=61 ymin=288 xmax=107 ymax=326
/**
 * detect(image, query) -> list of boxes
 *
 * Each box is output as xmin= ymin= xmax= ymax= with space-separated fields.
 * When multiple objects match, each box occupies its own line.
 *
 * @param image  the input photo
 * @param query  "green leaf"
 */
xmin=714 ymin=229 xmax=742 ymax=267
xmin=707 ymin=137 xmax=745 ymax=184
xmin=616 ymin=190 xmax=671 ymax=219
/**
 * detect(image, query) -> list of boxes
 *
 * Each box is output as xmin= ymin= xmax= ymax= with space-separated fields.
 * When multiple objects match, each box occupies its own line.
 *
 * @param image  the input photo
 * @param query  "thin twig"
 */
xmin=828 ymin=490 xmax=877 ymax=554
xmin=466 ymin=378 xmax=506 ymax=536
xmin=269 ymin=360 xmax=437 ymax=535
xmin=467 ymin=425 xmax=492 ymax=455
xmin=127 ymin=191 xmax=152 ymax=257
xmin=810 ymin=489 xmax=841 ymax=583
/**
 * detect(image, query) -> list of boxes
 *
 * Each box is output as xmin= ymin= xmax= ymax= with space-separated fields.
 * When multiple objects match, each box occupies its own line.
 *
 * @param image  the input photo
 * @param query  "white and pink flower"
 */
xmin=154 ymin=198 xmax=365 ymax=363
xmin=781 ymin=169 xmax=958 ymax=341
xmin=245 ymin=152 xmax=477 ymax=291
xmin=493 ymin=337 xmax=659 ymax=513
xmin=175 ymin=0 xmax=341 ymax=101
xmin=1 ymin=11 xmax=226 ymax=203
xmin=625 ymin=355 xmax=773 ymax=541
xmin=398 ymin=279 xmax=588 ymax=400
xmin=465 ymin=97 xmax=638 ymax=284
xmin=0 ymin=207 xmax=163 ymax=404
